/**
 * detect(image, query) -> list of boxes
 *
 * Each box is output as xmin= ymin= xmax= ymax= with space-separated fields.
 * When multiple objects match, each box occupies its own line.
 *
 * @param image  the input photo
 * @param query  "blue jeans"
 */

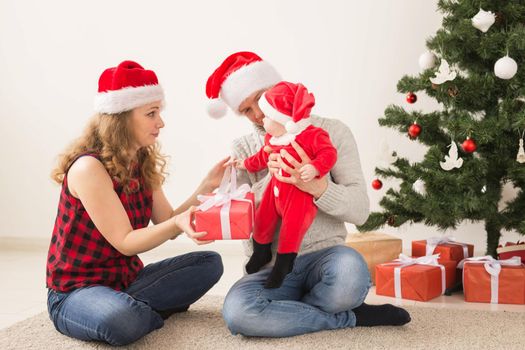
xmin=223 ymin=245 xmax=371 ymax=337
xmin=47 ymin=251 xmax=223 ymax=346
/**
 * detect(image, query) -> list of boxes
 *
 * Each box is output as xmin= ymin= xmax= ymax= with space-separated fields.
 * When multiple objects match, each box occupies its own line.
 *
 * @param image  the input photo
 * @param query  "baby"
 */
xmin=235 ymin=81 xmax=337 ymax=288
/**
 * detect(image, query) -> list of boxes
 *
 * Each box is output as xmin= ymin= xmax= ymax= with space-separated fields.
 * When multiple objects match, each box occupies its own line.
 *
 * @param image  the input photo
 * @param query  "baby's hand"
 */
xmin=299 ymin=164 xmax=319 ymax=182
xmin=233 ymin=158 xmax=246 ymax=170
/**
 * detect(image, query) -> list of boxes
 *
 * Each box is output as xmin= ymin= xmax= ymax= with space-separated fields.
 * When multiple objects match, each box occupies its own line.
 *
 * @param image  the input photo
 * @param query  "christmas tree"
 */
xmin=358 ymin=0 xmax=525 ymax=257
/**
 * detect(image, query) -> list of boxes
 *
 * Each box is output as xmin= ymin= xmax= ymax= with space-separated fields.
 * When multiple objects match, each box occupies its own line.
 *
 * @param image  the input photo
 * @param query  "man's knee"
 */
xmin=222 ymin=288 xmax=263 ymax=336
xmin=222 ymin=289 xmax=246 ymax=335
xmin=319 ymin=246 xmax=371 ymax=313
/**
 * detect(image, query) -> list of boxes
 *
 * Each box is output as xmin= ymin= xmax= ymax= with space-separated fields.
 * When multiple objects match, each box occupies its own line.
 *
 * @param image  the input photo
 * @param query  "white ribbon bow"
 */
xmin=197 ymin=166 xmax=253 ymax=240
xmin=458 ymin=256 xmax=522 ymax=304
xmin=426 ymin=236 xmax=469 ymax=259
xmin=385 ymin=253 xmax=446 ymax=299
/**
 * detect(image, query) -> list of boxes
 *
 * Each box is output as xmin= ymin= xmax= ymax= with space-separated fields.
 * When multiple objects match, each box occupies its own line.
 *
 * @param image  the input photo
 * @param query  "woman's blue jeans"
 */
xmin=47 ymin=251 xmax=223 ymax=346
xmin=223 ymin=245 xmax=371 ymax=337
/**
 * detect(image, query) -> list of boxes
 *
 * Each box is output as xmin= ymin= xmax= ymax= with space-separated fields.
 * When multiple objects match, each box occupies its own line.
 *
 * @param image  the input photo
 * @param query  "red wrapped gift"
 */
xmin=412 ymin=236 xmax=474 ymax=263
xmin=194 ymin=166 xmax=254 ymax=240
xmin=497 ymin=241 xmax=525 ymax=264
xmin=460 ymin=256 xmax=525 ymax=305
xmin=375 ymin=254 xmax=457 ymax=302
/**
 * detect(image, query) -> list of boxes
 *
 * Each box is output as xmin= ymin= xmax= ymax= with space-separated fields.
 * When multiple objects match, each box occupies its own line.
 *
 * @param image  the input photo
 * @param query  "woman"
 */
xmin=46 ymin=60 xmax=226 ymax=346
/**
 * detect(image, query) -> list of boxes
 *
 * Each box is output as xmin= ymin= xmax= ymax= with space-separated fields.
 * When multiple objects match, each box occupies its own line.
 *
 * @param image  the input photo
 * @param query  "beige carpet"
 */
xmin=1 ymin=296 xmax=524 ymax=350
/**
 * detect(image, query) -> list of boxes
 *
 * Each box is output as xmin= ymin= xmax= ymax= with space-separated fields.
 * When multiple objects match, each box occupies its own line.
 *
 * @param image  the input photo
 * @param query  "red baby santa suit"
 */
xmin=244 ymin=82 xmax=338 ymax=253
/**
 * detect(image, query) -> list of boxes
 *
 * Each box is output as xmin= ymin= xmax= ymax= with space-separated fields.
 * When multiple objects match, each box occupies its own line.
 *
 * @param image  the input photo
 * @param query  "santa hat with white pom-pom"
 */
xmin=259 ymin=81 xmax=315 ymax=134
xmin=205 ymin=51 xmax=281 ymax=118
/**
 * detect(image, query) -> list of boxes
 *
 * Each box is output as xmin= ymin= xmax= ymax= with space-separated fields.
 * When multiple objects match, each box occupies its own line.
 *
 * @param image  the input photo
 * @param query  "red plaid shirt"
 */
xmin=46 ymin=155 xmax=152 ymax=292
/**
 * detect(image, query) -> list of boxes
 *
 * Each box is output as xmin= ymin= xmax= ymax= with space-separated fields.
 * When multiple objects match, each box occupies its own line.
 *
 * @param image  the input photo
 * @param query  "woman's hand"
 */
xmin=200 ymin=156 xmax=230 ymax=193
xmin=173 ymin=206 xmax=214 ymax=245
xmin=271 ymin=141 xmax=328 ymax=199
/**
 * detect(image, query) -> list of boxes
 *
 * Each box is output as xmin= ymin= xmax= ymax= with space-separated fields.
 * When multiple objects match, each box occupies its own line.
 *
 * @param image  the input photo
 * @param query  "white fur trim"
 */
xmin=285 ymin=121 xmax=299 ymax=133
xmin=220 ymin=61 xmax=281 ymax=113
xmin=94 ymin=84 xmax=164 ymax=114
xmin=258 ymin=92 xmax=291 ymax=125
xmin=207 ymin=98 xmax=228 ymax=118
xmin=269 ymin=119 xmax=311 ymax=146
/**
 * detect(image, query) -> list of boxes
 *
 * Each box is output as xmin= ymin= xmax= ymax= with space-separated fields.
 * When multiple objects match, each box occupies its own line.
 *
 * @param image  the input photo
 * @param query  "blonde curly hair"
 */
xmin=51 ymin=111 xmax=168 ymax=193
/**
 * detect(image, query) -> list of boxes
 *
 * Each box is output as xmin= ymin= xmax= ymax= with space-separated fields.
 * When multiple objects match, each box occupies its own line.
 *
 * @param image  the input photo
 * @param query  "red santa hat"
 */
xmin=205 ymin=51 xmax=281 ymax=118
xmin=94 ymin=60 xmax=164 ymax=114
xmin=258 ymin=81 xmax=315 ymax=133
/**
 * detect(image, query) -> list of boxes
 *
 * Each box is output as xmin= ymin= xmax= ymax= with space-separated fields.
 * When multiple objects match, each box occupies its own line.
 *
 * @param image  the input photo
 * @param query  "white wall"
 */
xmin=0 ymin=0 xmax=521 ymax=253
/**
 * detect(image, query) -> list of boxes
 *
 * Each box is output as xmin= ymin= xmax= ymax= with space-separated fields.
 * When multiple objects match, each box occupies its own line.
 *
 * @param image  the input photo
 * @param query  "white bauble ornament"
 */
xmin=412 ymin=179 xmax=427 ymax=196
xmin=494 ymin=55 xmax=518 ymax=80
xmin=419 ymin=51 xmax=437 ymax=70
xmin=471 ymin=9 xmax=496 ymax=33
xmin=481 ymin=185 xmax=487 ymax=193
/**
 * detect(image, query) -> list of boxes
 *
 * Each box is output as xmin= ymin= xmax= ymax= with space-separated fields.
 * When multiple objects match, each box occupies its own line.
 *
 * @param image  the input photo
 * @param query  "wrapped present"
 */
xmin=460 ymin=256 xmax=525 ymax=305
xmin=375 ymin=254 xmax=457 ymax=301
xmin=195 ymin=167 xmax=254 ymax=240
xmin=497 ymin=241 xmax=525 ymax=264
xmin=346 ymin=232 xmax=402 ymax=284
xmin=412 ymin=236 xmax=474 ymax=263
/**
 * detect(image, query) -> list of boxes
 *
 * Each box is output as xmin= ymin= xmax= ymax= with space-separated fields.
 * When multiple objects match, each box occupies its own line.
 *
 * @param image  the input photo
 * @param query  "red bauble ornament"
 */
xmin=408 ymin=122 xmax=422 ymax=138
xmin=371 ymin=179 xmax=383 ymax=190
xmin=462 ymin=137 xmax=477 ymax=153
xmin=406 ymin=92 xmax=417 ymax=104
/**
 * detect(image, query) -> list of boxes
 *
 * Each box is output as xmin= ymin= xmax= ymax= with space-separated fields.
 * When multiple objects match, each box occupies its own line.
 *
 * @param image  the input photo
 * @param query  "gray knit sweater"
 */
xmin=232 ymin=115 xmax=370 ymax=259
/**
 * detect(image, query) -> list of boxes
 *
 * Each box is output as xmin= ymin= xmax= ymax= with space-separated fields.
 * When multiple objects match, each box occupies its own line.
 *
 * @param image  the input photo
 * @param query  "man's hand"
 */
xmin=271 ymin=141 xmax=328 ymax=199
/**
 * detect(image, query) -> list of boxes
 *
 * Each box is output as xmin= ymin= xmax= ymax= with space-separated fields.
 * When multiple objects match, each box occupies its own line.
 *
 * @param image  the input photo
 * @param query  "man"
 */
xmin=206 ymin=51 xmax=411 ymax=337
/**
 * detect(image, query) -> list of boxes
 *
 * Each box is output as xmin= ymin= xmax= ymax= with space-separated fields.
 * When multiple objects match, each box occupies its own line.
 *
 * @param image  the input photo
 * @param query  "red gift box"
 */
xmin=375 ymin=254 xmax=457 ymax=302
xmin=194 ymin=192 xmax=254 ymax=240
xmin=412 ymin=237 xmax=474 ymax=263
xmin=461 ymin=256 xmax=525 ymax=305
xmin=497 ymin=241 xmax=525 ymax=264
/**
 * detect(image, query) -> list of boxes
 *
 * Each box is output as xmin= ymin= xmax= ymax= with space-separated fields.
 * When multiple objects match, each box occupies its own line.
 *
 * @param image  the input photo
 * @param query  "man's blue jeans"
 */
xmin=47 ymin=251 xmax=223 ymax=346
xmin=223 ymin=245 xmax=371 ymax=337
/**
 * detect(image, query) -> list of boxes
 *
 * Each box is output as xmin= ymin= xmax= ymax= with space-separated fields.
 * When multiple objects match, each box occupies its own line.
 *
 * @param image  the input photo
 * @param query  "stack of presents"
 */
xmin=347 ymin=232 xmax=525 ymax=304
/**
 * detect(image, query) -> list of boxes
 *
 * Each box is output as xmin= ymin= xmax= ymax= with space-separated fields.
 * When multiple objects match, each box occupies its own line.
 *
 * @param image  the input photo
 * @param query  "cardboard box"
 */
xmin=346 ymin=232 xmax=402 ymax=284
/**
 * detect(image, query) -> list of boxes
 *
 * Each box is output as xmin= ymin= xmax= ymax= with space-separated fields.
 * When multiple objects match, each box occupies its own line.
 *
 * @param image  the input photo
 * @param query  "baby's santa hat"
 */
xmin=259 ymin=81 xmax=315 ymax=133
xmin=205 ymin=51 xmax=281 ymax=118
xmin=94 ymin=60 xmax=164 ymax=114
